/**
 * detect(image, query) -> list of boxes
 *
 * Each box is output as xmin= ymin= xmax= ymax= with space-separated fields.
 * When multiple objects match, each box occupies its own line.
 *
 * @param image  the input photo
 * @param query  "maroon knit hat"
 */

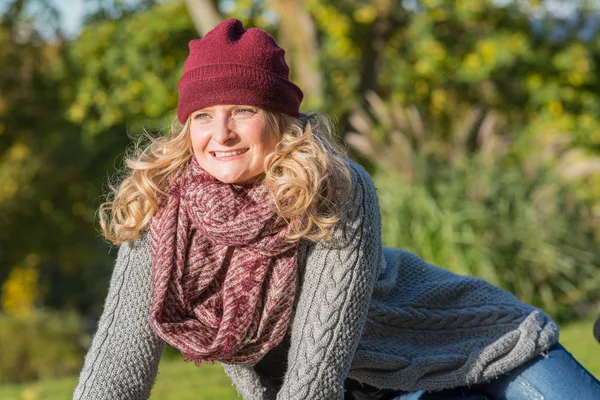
xmin=177 ymin=18 xmax=304 ymax=124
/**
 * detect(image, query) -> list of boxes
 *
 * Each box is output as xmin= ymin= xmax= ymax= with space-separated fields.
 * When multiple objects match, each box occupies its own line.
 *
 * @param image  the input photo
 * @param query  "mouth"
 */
xmin=209 ymin=148 xmax=249 ymax=158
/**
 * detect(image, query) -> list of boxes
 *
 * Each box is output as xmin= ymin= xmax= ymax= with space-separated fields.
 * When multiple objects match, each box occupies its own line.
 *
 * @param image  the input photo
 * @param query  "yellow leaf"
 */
xmin=568 ymin=72 xmax=584 ymax=87
xmin=548 ymin=101 xmax=564 ymax=116
xmin=465 ymin=53 xmax=481 ymax=69
xmin=353 ymin=6 xmax=377 ymax=24
xmin=431 ymin=89 xmax=447 ymax=111
xmin=480 ymin=41 xmax=496 ymax=62
xmin=10 ymin=143 xmax=31 ymax=160
xmin=1 ymin=264 xmax=39 ymax=319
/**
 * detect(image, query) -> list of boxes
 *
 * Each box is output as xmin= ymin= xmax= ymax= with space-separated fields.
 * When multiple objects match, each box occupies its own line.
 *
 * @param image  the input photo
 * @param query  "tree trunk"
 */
xmin=340 ymin=0 xmax=405 ymax=139
xmin=183 ymin=0 xmax=222 ymax=37
xmin=357 ymin=0 xmax=403 ymax=99
xmin=272 ymin=0 xmax=323 ymax=109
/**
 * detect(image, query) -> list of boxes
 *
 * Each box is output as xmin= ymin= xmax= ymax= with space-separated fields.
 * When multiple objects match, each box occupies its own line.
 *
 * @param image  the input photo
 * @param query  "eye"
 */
xmin=235 ymin=107 xmax=257 ymax=116
xmin=193 ymin=112 xmax=210 ymax=120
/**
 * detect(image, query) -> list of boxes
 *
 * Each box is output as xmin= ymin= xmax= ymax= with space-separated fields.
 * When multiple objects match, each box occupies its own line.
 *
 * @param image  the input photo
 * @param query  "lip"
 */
xmin=209 ymin=148 xmax=249 ymax=161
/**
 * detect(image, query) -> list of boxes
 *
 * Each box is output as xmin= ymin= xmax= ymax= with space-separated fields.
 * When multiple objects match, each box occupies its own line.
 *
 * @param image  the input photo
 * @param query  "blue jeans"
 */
xmin=393 ymin=343 xmax=600 ymax=399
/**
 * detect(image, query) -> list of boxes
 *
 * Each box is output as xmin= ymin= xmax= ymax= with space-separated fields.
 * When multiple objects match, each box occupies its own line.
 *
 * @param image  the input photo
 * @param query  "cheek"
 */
xmin=257 ymin=129 xmax=278 ymax=154
xmin=190 ymin=128 xmax=209 ymax=153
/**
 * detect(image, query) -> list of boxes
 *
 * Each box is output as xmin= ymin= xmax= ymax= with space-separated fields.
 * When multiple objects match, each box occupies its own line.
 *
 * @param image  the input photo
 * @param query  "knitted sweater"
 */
xmin=73 ymin=161 xmax=558 ymax=400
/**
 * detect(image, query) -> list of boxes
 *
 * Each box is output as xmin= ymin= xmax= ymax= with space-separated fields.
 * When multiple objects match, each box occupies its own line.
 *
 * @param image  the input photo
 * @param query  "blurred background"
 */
xmin=1 ymin=0 xmax=600 ymax=398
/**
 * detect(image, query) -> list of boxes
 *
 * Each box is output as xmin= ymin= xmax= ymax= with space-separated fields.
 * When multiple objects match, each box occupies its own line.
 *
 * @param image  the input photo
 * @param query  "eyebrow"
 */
xmin=197 ymin=105 xmax=256 ymax=112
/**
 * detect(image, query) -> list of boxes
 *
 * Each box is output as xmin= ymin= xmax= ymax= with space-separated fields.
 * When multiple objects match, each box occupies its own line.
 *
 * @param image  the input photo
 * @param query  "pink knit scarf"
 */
xmin=149 ymin=159 xmax=298 ymax=365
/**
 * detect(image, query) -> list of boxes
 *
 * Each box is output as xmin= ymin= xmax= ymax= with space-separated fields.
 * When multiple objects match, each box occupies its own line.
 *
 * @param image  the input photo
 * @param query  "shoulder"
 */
xmin=117 ymin=230 xmax=151 ymax=255
xmin=345 ymin=158 xmax=374 ymax=187
xmin=111 ymin=230 xmax=153 ymax=277
xmin=340 ymin=158 xmax=380 ymax=218
xmin=310 ymin=158 xmax=381 ymax=250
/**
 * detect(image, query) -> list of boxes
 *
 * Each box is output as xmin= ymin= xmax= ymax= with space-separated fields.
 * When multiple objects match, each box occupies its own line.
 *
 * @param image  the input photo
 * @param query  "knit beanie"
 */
xmin=177 ymin=18 xmax=304 ymax=123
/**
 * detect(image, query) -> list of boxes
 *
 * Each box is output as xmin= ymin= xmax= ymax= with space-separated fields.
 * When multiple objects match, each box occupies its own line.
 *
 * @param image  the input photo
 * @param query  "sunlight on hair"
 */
xmin=99 ymin=112 xmax=351 ymax=245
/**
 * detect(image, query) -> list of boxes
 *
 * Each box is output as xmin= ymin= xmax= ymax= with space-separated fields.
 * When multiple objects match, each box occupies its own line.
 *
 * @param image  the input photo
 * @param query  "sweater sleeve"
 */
xmin=221 ymin=363 xmax=279 ymax=400
xmin=276 ymin=161 xmax=382 ymax=400
xmin=73 ymin=233 xmax=165 ymax=400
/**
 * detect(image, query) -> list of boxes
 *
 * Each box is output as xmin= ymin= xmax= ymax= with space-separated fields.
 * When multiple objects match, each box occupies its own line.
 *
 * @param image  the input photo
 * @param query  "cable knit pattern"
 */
xmin=349 ymin=247 xmax=558 ymax=392
xmin=73 ymin=159 xmax=559 ymax=400
xmin=73 ymin=234 xmax=164 ymax=400
xmin=273 ymin=161 xmax=381 ymax=400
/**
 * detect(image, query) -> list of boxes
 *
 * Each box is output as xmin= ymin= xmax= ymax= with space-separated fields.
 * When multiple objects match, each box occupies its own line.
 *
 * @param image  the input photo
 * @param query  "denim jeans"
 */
xmin=390 ymin=343 xmax=600 ymax=400
xmin=344 ymin=343 xmax=600 ymax=399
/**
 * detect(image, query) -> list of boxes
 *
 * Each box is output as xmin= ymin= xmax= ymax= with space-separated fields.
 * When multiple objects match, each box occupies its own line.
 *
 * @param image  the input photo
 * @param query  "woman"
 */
xmin=73 ymin=18 xmax=600 ymax=400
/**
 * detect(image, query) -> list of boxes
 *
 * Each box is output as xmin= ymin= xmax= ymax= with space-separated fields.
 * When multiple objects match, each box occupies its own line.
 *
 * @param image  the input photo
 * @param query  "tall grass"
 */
xmin=0 ymin=312 xmax=86 ymax=383
xmin=346 ymin=93 xmax=600 ymax=322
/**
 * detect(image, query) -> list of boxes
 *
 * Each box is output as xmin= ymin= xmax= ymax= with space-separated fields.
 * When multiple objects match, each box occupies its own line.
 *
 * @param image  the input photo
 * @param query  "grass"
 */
xmin=0 ymin=358 xmax=238 ymax=400
xmin=149 ymin=359 xmax=238 ymax=400
xmin=557 ymin=318 xmax=600 ymax=376
xmin=0 ymin=319 xmax=598 ymax=400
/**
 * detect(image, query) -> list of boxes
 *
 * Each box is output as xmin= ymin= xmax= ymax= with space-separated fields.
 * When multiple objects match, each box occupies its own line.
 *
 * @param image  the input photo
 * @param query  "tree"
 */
xmin=183 ymin=0 xmax=222 ymax=36
xmin=2 ymin=0 xmax=599 ymax=322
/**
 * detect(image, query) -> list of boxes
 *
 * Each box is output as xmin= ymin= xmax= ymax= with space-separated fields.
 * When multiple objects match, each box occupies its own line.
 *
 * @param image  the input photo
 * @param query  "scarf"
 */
xmin=149 ymin=159 xmax=298 ymax=365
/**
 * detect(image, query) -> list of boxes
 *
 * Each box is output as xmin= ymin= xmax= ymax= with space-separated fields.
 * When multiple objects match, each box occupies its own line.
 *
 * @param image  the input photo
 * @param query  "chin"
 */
xmin=204 ymin=164 xmax=262 ymax=184
xmin=217 ymin=177 xmax=242 ymax=184
xmin=218 ymin=173 xmax=263 ymax=185
xmin=211 ymin=173 xmax=248 ymax=184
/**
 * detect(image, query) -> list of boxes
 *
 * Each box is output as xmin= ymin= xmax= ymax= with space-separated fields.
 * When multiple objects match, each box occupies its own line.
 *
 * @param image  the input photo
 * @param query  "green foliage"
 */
xmin=348 ymin=93 xmax=600 ymax=321
xmin=2 ymin=0 xmax=600 ymax=338
xmin=67 ymin=0 xmax=196 ymax=138
xmin=0 ymin=311 xmax=86 ymax=383
xmin=1 ymin=1 xmax=600 ymax=389
xmin=302 ymin=0 xmax=600 ymax=199
xmin=0 ymin=9 xmax=123 ymax=316
xmin=375 ymin=163 xmax=599 ymax=321
xmin=0 ymin=0 xmax=196 ymax=318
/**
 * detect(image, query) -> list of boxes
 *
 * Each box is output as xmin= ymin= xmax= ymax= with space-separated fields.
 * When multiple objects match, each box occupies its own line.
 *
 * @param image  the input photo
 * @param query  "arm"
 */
xmin=73 ymin=233 xmax=165 ymax=400
xmin=276 ymin=161 xmax=382 ymax=400
xmin=221 ymin=363 xmax=279 ymax=400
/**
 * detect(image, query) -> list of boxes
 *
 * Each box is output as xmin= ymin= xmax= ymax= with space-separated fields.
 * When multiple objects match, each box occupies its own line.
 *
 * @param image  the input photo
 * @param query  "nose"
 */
xmin=214 ymin=115 xmax=235 ymax=144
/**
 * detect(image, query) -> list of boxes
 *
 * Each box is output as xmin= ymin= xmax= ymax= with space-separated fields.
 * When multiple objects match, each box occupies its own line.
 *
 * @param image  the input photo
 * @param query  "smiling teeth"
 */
xmin=213 ymin=149 xmax=245 ymax=157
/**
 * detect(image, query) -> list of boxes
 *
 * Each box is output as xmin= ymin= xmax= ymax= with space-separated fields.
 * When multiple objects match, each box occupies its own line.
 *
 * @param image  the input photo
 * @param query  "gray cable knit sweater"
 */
xmin=73 ymin=161 xmax=558 ymax=400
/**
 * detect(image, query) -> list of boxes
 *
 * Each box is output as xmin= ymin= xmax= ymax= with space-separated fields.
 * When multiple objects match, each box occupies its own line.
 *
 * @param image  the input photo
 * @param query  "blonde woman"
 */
xmin=74 ymin=18 xmax=600 ymax=400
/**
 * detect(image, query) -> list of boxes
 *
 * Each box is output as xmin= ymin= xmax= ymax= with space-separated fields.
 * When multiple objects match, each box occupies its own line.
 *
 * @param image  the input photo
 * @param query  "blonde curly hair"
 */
xmin=99 ymin=111 xmax=351 ymax=245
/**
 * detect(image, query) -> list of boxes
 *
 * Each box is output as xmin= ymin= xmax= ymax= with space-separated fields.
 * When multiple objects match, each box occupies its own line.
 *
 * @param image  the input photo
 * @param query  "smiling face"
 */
xmin=189 ymin=105 xmax=278 ymax=184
